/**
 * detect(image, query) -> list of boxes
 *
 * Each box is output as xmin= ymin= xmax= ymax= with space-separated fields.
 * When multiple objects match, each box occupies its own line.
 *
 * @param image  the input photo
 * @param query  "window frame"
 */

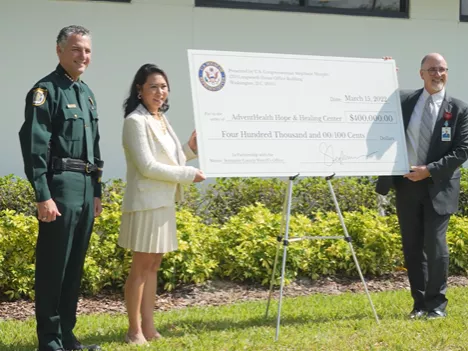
xmin=195 ymin=0 xmax=409 ymax=19
xmin=461 ymin=0 xmax=468 ymax=22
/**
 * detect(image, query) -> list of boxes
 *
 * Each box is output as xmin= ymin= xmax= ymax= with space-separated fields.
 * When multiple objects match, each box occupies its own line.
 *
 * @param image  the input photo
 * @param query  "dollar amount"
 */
xmin=348 ymin=113 xmax=395 ymax=123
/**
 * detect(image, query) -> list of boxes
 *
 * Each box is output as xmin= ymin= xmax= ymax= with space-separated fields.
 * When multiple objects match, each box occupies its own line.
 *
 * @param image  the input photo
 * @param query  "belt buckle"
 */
xmin=85 ymin=163 xmax=92 ymax=174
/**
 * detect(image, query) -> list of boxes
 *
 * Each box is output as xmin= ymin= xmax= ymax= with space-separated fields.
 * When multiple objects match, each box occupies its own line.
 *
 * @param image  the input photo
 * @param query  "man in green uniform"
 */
xmin=19 ymin=25 xmax=103 ymax=351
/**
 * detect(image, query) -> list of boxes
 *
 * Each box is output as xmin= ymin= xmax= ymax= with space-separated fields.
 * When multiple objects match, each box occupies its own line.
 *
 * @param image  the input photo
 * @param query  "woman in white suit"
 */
xmin=119 ymin=64 xmax=206 ymax=345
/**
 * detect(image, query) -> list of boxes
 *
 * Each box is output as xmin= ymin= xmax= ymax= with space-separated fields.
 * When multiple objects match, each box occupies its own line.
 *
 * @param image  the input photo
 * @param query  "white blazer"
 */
xmin=121 ymin=104 xmax=197 ymax=212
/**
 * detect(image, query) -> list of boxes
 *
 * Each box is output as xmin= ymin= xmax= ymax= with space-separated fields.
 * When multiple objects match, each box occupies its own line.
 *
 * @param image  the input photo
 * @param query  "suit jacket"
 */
xmin=376 ymin=89 xmax=468 ymax=215
xmin=121 ymin=104 xmax=197 ymax=212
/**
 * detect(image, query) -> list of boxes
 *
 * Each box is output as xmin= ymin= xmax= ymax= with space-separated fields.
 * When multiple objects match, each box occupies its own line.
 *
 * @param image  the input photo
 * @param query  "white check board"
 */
xmin=187 ymin=50 xmax=409 ymax=178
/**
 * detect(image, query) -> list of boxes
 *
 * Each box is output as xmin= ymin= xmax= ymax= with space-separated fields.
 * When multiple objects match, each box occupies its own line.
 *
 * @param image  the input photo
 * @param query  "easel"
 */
xmin=265 ymin=173 xmax=380 ymax=341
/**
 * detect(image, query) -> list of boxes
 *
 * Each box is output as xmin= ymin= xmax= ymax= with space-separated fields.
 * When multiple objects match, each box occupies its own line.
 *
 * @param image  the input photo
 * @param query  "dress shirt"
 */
xmin=406 ymin=88 xmax=445 ymax=166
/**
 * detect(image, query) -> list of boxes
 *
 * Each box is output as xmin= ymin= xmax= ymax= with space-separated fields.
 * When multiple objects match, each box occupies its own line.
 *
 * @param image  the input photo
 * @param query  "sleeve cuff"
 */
xmin=35 ymin=188 xmax=51 ymax=203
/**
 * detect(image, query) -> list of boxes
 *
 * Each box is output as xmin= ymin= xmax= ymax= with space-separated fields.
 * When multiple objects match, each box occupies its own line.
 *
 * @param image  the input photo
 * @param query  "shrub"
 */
xmin=181 ymin=176 xmax=394 ymax=225
xmin=0 ymin=175 xmax=36 ymax=215
xmin=458 ymin=168 xmax=468 ymax=217
xmin=197 ymin=177 xmax=286 ymax=225
xmin=161 ymin=208 xmax=220 ymax=291
xmin=293 ymin=177 xmax=379 ymax=216
xmin=2 ymin=173 xmax=468 ymax=301
xmin=214 ymin=203 xmax=311 ymax=285
xmin=447 ymin=215 xmax=468 ymax=274
xmin=82 ymin=186 xmax=130 ymax=294
xmin=0 ymin=210 xmax=37 ymax=299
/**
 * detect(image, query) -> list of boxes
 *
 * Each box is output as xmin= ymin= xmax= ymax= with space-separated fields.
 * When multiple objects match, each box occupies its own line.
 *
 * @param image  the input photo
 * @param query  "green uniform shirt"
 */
xmin=19 ymin=64 xmax=102 ymax=202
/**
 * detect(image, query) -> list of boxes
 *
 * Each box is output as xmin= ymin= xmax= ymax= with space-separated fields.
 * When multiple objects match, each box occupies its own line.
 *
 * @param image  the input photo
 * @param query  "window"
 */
xmin=461 ymin=0 xmax=468 ymax=21
xmin=195 ymin=0 xmax=409 ymax=18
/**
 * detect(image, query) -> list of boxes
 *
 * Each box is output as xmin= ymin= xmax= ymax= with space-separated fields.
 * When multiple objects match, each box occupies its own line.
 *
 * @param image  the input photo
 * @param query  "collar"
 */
xmin=422 ymin=88 xmax=445 ymax=105
xmin=137 ymin=103 xmax=162 ymax=117
xmin=55 ymin=64 xmax=81 ymax=83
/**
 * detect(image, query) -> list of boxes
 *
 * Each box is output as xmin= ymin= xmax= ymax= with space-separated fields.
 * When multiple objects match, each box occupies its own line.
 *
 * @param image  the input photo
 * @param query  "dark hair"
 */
xmin=123 ymin=64 xmax=171 ymax=118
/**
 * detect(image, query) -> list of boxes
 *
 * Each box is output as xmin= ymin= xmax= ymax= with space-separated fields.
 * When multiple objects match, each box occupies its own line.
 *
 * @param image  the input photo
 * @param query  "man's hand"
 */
xmin=403 ymin=166 xmax=431 ymax=182
xmin=37 ymin=199 xmax=62 ymax=222
xmin=382 ymin=56 xmax=399 ymax=71
xmin=94 ymin=197 xmax=102 ymax=217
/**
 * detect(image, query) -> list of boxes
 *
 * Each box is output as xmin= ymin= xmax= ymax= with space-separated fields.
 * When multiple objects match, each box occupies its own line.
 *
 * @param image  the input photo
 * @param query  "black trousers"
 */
xmin=395 ymin=178 xmax=450 ymax=312
xmin=35 ymin=172 xmax=95 ymax=351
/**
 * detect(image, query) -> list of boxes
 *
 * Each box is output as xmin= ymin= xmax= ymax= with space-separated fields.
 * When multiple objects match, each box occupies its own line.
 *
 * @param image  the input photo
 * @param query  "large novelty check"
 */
xmin=187 ymin=50 xmax=408 ymax=177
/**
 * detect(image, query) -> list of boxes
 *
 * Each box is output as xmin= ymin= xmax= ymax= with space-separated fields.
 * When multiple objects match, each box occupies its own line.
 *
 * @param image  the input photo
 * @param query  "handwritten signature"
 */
xmin=319 ymin=143 xmax=378 ymax=166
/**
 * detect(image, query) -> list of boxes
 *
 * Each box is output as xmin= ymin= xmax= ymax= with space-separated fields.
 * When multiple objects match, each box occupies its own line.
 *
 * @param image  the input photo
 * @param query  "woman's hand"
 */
xmin=188 ymin=130 xmax=198 ymax=153
xmin=193 ymin=169 xmax=206 ymax=183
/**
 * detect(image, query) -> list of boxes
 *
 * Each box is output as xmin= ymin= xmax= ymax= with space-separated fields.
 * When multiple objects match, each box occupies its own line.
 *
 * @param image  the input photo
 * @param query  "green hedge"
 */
xmin=0 ymin=174 xmax=392 ymax=224
xmin=6 ymin=170 xmax=468 ymax=222
xmin=2 ymin=173 xmax=468 ymax=300
xmin=2 ymin=202 xmax=468 ymax=300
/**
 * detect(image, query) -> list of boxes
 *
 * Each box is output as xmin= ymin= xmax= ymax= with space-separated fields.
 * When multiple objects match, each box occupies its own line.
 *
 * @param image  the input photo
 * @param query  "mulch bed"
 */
xmin=1 ymin=272 xmax=467 ymax=321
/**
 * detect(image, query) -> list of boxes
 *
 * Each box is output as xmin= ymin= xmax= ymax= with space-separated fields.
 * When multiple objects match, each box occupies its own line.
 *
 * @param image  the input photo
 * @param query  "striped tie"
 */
xmin=416 ymin=96 xmax=434 ymax=165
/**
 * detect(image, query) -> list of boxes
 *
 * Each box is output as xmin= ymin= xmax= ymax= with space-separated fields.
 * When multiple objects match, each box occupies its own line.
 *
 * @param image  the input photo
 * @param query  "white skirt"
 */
xmin=118 ymin=206 xmax=177 ymax=253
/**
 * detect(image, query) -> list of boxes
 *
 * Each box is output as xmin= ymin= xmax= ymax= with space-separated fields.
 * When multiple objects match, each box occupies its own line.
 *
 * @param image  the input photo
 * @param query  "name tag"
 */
xmin=67 ymin=104 xmax=77 ymax=108
xmin=441 ymin=127 xmax=451 ymax=141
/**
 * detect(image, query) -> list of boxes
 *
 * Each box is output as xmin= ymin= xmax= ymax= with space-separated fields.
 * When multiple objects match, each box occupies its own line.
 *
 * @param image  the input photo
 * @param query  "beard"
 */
xmin=430 ymin=79 xmax=445 ymax=93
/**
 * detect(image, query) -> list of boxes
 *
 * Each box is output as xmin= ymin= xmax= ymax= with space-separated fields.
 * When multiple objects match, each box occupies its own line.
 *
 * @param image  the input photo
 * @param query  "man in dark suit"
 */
xmin=376 ymin=53 xmax=468 ymax=319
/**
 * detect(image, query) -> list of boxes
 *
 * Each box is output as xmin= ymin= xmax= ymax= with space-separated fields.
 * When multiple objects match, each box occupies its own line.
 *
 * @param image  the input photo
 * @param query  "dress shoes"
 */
xmin=427 ymin=309 xmax=447 ymax=319
xmin=409 ymin=308 xmax=426 ymax=319
xmin=63 ymin=340 xmax=101 ymax=351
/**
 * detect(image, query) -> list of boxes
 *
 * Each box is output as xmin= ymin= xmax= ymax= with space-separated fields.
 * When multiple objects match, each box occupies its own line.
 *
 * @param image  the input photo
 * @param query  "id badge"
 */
xmin=441 ymin=127 xmax=451 ymax=141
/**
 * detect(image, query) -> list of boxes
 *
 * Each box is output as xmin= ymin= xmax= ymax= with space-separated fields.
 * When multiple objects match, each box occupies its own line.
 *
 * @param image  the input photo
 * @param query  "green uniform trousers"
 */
xmin=35 ymin=172 xmax=94 ymax=351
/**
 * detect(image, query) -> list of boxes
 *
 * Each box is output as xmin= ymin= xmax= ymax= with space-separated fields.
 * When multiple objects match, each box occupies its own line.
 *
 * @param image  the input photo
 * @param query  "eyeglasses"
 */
xmin=421 ymin=67 xmax=449 ymax=76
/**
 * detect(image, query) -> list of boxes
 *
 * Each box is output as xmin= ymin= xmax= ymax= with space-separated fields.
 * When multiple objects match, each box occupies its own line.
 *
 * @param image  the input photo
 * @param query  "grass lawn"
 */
xmin=1 ymin=287 xmax=468 ymax=351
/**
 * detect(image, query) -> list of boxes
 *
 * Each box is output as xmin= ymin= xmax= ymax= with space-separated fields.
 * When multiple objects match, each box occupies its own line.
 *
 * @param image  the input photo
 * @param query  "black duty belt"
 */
xmin=51 ymin=157 xmax=98 ymax=174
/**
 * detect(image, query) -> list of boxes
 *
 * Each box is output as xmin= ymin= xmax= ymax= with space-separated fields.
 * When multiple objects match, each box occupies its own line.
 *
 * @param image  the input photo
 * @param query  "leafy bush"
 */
xmin=193 ymin=177 xmax=286 ymax=224
xmin=293 ymin=176 xmax=383 ymax=216
xmin=82 ymin=185 xmax=130 ymax=294
xmin=182 ymin=176 xmax=394 ymax=224
xmin=214 ymin=203 xmax=312 ymax=285
xmin=0 ymin=210 xmax=37 ymax=299
xmin=213 ymin=204 xmax=404 ymax=284
xmin=0 ymin=175 xmax=36 ymax=215
xmin=161 ymin=208 xmax=220 ymax=291
xmin=447 ymin=215 xmax=468 ymax=274
xmin=458 ymin=168 xmax=468 ymax=217
xmin=2 ymin=173 xmax=468 ymax=301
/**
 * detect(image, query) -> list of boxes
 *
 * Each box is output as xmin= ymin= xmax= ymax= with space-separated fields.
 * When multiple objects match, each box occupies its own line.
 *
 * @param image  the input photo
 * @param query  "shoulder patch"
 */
xmin=32 ymin=88 xmax=47 ymax=106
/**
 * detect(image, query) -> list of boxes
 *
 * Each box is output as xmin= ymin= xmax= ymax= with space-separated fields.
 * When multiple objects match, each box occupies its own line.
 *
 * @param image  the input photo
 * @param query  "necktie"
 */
xmin=73 ymin=82 xmax=94 ymax=163
xmin=416 ymin=96 xmax=434 ymax=165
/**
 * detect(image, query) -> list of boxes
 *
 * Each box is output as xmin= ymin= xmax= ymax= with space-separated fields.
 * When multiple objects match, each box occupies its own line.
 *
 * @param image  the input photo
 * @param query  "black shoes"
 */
xmin=63 ymin=340 xmax=101 ymax=351
xmin=409 ymin=308 xmax=446 ymax=320
xmin=409 ymin=308 xmax=426 ymax=319
xmin=427 ymin=309 xmax=447 ymax=319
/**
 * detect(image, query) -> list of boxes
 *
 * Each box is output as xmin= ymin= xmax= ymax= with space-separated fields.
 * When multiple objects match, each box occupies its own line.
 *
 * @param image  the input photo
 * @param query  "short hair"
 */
xmin=420 ymin=55 xmax=430 ymax=68
xmin=56 ymin=25 xmax=91 ymax=49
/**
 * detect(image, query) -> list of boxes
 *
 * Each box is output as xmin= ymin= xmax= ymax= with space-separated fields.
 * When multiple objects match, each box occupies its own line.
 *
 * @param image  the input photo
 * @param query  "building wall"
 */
xmin=1 ymin=0 xmax=467 ymax=179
